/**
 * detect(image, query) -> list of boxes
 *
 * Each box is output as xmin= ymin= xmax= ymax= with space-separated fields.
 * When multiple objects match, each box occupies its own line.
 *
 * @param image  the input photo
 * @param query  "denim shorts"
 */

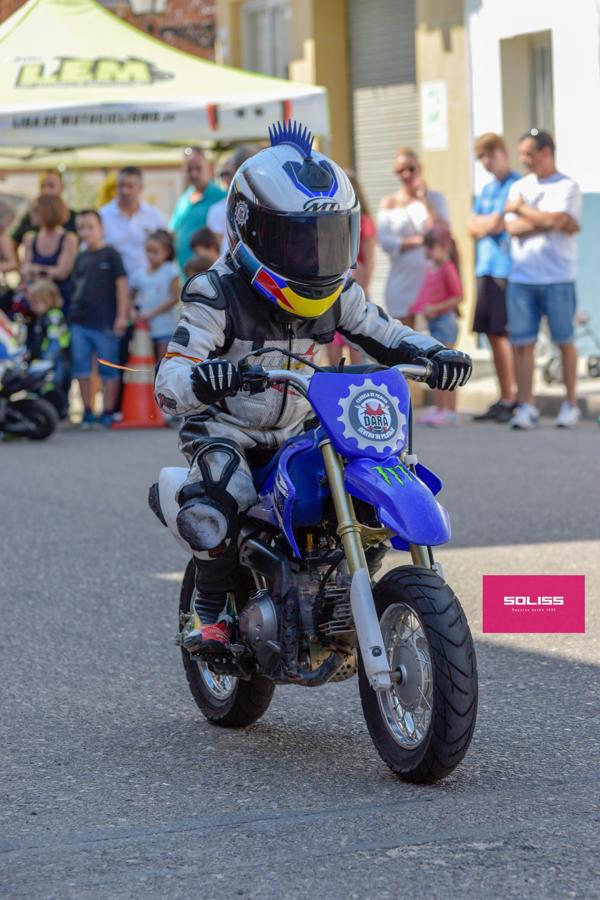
xmin=428 ymin=311 xmax=458 ymax=347
xmin=507 ymin=281 xmax=576 ymax=346
xmin=71 ymin=323 xmax=121 ymax=380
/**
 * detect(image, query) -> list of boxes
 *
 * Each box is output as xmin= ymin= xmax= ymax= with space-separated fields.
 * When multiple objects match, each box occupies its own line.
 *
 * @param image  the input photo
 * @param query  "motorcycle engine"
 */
xmin=297 ymin=564 xmax=357 ymax=681
xmin=238 ymin=591 xmax=280 ymax=670
xmin=302 ymin=567 xmax=354 ymax=640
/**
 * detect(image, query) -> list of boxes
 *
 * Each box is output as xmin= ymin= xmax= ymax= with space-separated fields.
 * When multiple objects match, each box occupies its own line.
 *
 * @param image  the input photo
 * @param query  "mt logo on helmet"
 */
xmin=302 ymin=199 xmax=341 ymax=212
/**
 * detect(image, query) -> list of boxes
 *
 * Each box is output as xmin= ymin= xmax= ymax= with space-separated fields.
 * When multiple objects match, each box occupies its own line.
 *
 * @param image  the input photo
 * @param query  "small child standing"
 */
xmin=184 ymin=252 xmax=215 ymax=280
xmin=189 ymin=227 xmax=221 ymax=264
xmin=129 ymin=230 xmax=180 ymax=362
xmin=409 ymin=227 xmax=462 ymax=426
xmin=70 ymin=210 xmax=129 ymax=429
xmin=26 ymin=279 xmax=70 ymax=417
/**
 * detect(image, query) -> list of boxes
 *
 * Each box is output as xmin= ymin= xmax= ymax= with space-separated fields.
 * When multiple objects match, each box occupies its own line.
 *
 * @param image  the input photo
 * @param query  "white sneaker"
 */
xmin=510 ymin=403 xmax=540 ymax=430
xmin=429 ymin=410 xmax=461 ymax=427
xmin=555 ymin=401 xmax=581 ymax=428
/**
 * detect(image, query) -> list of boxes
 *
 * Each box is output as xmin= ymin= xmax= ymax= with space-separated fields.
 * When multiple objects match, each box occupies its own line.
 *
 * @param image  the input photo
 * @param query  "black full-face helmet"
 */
xmin=226 ymin=121 xmax=360 ymax=319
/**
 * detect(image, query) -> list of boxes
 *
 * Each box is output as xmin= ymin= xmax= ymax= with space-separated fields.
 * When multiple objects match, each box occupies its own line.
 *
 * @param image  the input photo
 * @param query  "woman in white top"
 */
xmin=378 ymin=147 xmax=449 ymax=326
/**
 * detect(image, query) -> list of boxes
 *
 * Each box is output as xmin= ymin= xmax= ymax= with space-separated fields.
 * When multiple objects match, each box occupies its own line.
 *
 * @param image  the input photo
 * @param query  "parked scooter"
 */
xmin=0 ymin=357 xmax=58 ymax=440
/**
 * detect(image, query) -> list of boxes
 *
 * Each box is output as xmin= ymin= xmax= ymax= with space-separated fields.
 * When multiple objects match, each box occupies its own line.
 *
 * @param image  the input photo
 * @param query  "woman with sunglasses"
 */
xmin=378 ymin=148 xmax=449 ymax=328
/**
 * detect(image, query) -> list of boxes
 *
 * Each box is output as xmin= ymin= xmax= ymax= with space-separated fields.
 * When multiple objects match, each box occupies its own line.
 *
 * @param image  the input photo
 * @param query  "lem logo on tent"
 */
xmin=15 ymin=57 xmax=174 ymax=88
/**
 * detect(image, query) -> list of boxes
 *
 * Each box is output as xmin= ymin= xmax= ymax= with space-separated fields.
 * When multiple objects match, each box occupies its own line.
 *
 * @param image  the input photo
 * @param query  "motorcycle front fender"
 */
xmin=344 ymin=456 xmax=451 ymax=548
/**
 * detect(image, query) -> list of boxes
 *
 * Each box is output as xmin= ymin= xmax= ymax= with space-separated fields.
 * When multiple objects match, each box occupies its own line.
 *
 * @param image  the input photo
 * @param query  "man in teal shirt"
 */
xmin=170 ymin=148 xmax=226 ymax=270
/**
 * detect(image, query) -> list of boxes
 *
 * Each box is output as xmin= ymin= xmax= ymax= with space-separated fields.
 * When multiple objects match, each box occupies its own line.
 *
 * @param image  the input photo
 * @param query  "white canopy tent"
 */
xmin=0 ymin=0 xmax=329 ymax=168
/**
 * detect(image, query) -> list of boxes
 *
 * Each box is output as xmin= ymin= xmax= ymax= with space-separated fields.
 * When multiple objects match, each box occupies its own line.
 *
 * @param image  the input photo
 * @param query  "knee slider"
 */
xmin=176 ymin=440 xmax=247 ymax=552
xmin=176 ymin=482 xmax=238 ymax=552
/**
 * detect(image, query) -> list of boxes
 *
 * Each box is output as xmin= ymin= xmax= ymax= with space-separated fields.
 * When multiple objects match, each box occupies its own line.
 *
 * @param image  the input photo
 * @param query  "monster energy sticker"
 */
xmin=372 ymin=462 xmax=415 ymax=487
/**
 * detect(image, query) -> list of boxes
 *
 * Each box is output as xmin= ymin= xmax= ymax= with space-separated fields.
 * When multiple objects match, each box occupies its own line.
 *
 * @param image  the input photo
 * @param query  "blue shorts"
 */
xmin=507 ymin=282 xmax=576 ymax=346
xmin=71 ymin=323 xmax=121 ymax=380
xmin=428 ymin=311 xmax=458 ymax=347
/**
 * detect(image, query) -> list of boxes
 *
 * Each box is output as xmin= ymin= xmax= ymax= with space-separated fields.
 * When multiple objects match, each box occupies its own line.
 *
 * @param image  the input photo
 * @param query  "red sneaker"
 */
xmin=183 ymin=619 xmax=232 ymax=654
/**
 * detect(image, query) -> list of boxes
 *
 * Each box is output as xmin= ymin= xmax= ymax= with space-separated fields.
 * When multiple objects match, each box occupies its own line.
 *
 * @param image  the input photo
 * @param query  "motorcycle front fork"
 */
xmin=319 ymin=438 xmax=436 ymax=691
xmin=410 ymin=544 xmax=434 ymax=568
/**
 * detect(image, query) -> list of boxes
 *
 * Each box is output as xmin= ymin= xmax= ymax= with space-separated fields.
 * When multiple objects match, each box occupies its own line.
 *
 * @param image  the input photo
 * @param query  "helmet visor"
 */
xmin=247 ymin=204 xmax=361 ymax=281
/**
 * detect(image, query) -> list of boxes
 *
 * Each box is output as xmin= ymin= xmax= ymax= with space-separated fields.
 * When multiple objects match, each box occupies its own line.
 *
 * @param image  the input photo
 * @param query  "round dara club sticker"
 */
xmin=338 ymin=380 xmax=405 ymax=451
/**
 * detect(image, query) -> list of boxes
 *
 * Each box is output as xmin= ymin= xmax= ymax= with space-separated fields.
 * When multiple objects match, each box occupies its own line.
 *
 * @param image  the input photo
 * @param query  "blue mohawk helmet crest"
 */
xmin=268 ymin=120 xmax=314 ymax=159
xmin=268 ymin=120 xmax=335 ymax=198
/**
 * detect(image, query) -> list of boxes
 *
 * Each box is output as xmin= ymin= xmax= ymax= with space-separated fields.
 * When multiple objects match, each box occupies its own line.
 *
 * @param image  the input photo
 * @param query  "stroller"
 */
xmin=539 ymin=311 xmax=600 ymax=384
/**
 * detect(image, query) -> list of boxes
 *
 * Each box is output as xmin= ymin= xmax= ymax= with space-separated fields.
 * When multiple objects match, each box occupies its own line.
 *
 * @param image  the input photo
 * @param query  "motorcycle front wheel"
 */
xmin=358 ymin=566 xmax=478 ymax=784
xmin=179 ymin=560 xmax=275 ymax=728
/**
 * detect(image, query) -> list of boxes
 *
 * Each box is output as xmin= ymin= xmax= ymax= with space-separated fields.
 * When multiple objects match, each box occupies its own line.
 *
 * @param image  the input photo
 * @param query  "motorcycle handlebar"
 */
xmin=238 ymin=361 xmax=433 ymax=396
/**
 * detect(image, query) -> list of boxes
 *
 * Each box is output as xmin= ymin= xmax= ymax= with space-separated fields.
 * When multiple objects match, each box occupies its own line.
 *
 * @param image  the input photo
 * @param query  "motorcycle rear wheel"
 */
xmin=9 ymin=397 xmax=58 ymax=440
xmin=358 ymin=566 xmax=478 ymax=784
xmin=179 ymin=560 xmax=275 ymax=727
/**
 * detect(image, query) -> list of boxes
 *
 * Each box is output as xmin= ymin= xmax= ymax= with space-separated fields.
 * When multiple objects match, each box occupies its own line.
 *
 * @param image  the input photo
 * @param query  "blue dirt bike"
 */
xmin=153 ymin=352 xmax=478 ymax=784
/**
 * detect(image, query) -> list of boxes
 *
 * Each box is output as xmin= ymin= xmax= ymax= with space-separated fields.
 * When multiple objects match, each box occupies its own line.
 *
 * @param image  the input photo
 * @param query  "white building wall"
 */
xmin=466 ymin=0 xmax=600 ymax=193
xmin=466 ymin=0 xmax=600 ymax=324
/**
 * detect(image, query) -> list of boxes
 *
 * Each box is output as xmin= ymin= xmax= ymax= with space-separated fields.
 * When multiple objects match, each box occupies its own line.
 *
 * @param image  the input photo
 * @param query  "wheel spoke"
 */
xmin=417 ymin=687 xmax=432 ymax=711
xmin=376 ymin=603 xmax=433 ymax=749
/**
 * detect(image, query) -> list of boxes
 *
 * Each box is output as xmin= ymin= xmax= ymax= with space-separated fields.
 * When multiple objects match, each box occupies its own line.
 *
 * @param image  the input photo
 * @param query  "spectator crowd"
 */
xmin=0 ymin=125 xmax=584 ymax=433
xmin=376 ymin=126 xmax=582 ymax=429
xmin=0 ymin=148 xmax=235 ymax=428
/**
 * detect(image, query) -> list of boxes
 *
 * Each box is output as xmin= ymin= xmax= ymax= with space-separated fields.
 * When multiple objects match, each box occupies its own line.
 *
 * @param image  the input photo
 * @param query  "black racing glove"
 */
xmin=190 ymin=359 xmax=240 ymax=405
xmin=420 ymin=347 xmax=472 ymax=391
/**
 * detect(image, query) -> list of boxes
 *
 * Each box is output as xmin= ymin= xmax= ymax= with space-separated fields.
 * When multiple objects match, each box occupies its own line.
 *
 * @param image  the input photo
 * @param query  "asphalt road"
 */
xmin=1 ymin=418 xmax=599 ymax=899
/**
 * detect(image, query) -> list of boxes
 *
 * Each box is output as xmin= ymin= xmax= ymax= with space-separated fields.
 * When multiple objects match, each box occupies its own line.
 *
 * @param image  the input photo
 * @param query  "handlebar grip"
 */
xmin=238 ymin=362 xmax=270 ymax=395
xmin=395 ymin=360 xmax=434 ymax=383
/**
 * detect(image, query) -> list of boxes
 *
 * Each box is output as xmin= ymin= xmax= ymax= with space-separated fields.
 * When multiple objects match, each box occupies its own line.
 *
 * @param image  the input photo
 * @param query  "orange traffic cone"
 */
xmin=112 ymin=322 xmax=165 ymax=429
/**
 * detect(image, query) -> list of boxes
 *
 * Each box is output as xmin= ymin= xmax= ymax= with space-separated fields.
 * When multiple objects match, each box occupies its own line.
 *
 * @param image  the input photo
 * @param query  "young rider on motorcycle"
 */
xmin=154 ymin=122 xmax=472 ymax=653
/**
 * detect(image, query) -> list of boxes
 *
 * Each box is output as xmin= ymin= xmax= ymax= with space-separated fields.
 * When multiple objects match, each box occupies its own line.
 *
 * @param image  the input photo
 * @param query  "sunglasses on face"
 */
xmin=219 ymin=170 xmax=234 ymax=179
xmin=396 ymin=165 xmax=417 ymax=175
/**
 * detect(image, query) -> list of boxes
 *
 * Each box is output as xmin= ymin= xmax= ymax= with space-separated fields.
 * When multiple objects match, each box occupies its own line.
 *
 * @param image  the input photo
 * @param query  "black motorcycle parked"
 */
xmin=0 ymin=358 xmax=59 ymax=441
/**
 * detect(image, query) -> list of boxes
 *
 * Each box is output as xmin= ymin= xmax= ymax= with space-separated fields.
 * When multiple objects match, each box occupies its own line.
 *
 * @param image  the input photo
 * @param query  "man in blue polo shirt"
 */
xmin=468 ymin=132 xmax=520 ymax=422
xmin=170 ymin=148 xmax=226 ymax=271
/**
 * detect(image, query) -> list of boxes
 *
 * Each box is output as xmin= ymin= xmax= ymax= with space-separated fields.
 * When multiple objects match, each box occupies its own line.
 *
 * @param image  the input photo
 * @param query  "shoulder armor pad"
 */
xmin=181 ymin=271 xmax=226 ymax=310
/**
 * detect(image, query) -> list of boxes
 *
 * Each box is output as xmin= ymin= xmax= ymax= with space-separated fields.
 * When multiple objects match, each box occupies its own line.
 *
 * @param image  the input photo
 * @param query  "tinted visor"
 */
xmin=247 ymin=203 xmax=361 ymax=282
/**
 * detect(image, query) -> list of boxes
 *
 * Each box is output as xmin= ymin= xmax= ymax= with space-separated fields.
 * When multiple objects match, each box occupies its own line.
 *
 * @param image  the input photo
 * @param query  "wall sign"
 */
xmin=420 ymin=80 xmax=448 ymax=151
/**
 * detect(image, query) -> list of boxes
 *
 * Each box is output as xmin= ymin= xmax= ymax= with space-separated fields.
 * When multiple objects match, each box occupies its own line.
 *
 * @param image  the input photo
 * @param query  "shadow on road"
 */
xmin=92 ymin=638 xmax=599 ymax=800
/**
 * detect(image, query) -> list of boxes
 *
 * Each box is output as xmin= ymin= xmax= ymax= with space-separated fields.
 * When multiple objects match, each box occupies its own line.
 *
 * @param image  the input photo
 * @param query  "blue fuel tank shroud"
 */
xmin=252 ymin=429 xmax=330 ymax=557
xmin=344 ymin=455 xmax=451 ymax=549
